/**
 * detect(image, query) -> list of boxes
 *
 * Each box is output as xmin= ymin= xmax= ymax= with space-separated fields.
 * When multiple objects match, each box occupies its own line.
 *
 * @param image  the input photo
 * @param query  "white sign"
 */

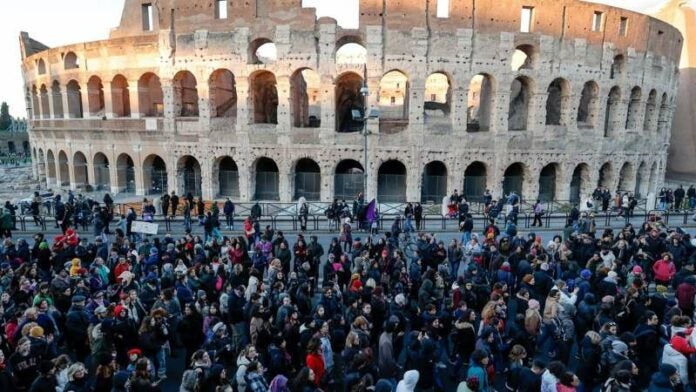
xmin=132 ymin=221 xmax=159 ymax=235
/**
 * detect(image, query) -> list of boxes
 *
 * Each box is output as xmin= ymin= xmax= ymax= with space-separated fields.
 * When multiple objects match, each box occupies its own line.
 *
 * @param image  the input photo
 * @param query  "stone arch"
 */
xmin=467 ymin=73 xmax=495 ymax=132
xmin=577 ymin=81 xmax=599 ymax=128
xmin=250 ymin=70 xmax=278 ymax=124
xmin=66 ymin=80 xmax=83 ymax=118
xmin=87 ymin=76 xmax=105 ymax=117
xmin=657 ymin=93 xmax=669 ymax=133
xmin=378 ymin=160 xmax=407 ymax=203
xmin=644 ymin=89 xmax=657 ymax=132
xmin=604 ymin=86 xmax=621 ymax=137
xmin=215 ymin=156 xmax=239 ymax=198
xmin=464 ymin=161 xmax=487 ymax=201
xmin=293 ymin=158 xmax=321 ymax=201
xmin=46 ymin=150 xmax=56 ymax=183
xmin=254 ymin=157 xmax=280 ymax=200
xmin=111 ymin=75 xmax=131 ymax=118
xmin=138 ymin=73 xmax=164 ymax=117
xmin=335 ymin=72 xmax=364 ymax=132
xmin=617 ymin=162 xmax=636 ymax=193
xmin=379 ymin=70 xmax=409 ymax=132
xmin=23 ymin=142 xmax=30 ymax=156
xmin=511 ymin=44 xmax=537 ymax=71
xmin=570 ymin=163 xmax=591 ymax=204
xmin=421 ymin=161 xmax=448 ymax=203
xmin=39 ymin=84 xmax=50 ymax=119
xmin=58 ymin=150 xmax=70 ymax=187
xmin=508 ymin=76 xmax=534 ymax=131
xmin=425 ymin=72 xmax=452 ymax=122
xmin=51 ymin=81 xmax=64 ymax=118
xmin=177 ymin=155 xmax=202 ymax=197
xmin=598 ymin=162 xmax=614 ymax=189
xmin=503 ymin=162 xmax=528 ymax=199
xmin=173 ymin=71 xmax=199 ymax=117
xmin=73 ymin=151 xmax=88 ymax=188
xmin=538 ymin=163 xmax=560 ymax=202
xmin=37 ymin=59 xmax=46 ymax=75
xmin=209 ymin=69 xmax=237 ymax=119
xmin=636 ymin=161 xmax=648 ymax=197
xmin=610 ymin=54 xmax=625 ymax=79
xmin=545 ymin=78 xmax=570 ymax=126
xmin=64 ymin=52 xmax=79 ymax=70
xmin=290 ymin=68 xmax=321 ymax=128
xmin=335 ymin=40 xmax=367 ymax=65
xmin=93 ymin=152 xmax=110 ymax=191
xmin=249 ymin=38 xmax=277 ymax=64
xmin=625 ymin=86 xmax=642 ymax=130
xmin=143 ymin=154 xmax=168 ymax=195
xmin=648 ymin=162 xmax=658 ymax=192
xmin=116 ymin=153 xmax=136 ymax=193
xmin=31 ymin=85 xmax=40 ymax=118
xmin=334 ymin=159 xmax=364 ymax=201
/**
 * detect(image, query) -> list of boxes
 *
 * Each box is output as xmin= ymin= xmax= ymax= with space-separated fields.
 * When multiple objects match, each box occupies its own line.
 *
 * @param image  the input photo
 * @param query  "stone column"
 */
xmin=319 ymin=75 xmax=335 ymax=142
xmin=161 ymin=78 xmax=176 ymax=133
xmin=68 ymin=155 xmax=77 ymax=191
xmin=278 ymin=161 xmax=292 ymax=203
xmin=79 ymin=86 xmax=89 ymax=119
xmin=235 ymin=78 xmax=250 ymax=137
xmin=320 ymin=164 xmax=332 ymax=202
xmin=36 ymin=93 xmax=45 ymax=121
xmin=406 ymin=155 xmax=422 ymax=202
xmin=238 ymin=163 xmax=251 ymax=202
xmin=61 ymin=88 xmax=71 ymax=119
xmin=201 ymin=157 xmax=214 ymax=200
xmin=46 ymin=89 xmax=55 ymax=119
xmin=408 ymin=82 xmax=425 ymax=133
xmin=103 ymin=83 xmax=114 ymax=119
xmin=129 ymin=80 xmax=141 ymax=119
xmin=452 ymin=86 xmax=467 ymax=136
xmin=276 ymin=76 xmax=291 ymax=144
xmin=493 ymin=92 xmax=510 ymax=135
xmin=198 ymin=82 xmax=212 ymax=132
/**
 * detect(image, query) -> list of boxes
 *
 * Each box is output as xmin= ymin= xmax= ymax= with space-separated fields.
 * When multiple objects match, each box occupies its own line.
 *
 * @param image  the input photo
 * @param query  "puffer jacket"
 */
xmin=661 ymin=343 xmax=688 ymax=385
xmin=652 ymin=259 xmax=676 ymax=282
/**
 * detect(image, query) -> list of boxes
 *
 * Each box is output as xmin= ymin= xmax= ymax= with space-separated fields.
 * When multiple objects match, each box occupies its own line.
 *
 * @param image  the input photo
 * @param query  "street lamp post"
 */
xmin=361 ymin=83 xmax=369 ymax=200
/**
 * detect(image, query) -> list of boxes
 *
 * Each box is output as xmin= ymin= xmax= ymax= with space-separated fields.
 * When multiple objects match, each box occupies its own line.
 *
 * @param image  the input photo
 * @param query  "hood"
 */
xmin=237 ymin=354 xmax=251 ymax=367
xmin=583 ymin=293 xmax=596 ymax=304
xmin=375 ymin=379 xmax=393 ymax=392
xmin=663 ymin=343 xmax=687 ymax=360
xmin=396 ymin=370 xmax=419 ymax=392
xmin=650 ymin=371 xmax=673 ymax=388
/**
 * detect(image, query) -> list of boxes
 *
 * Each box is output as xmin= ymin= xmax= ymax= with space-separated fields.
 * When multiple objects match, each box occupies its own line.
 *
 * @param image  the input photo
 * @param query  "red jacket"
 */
xmin=306 ymin=352 xmax=325 ymax=386
xmin=652 ymin=259 xmax=676 ymax=282
xmin=677 ymin=282 xmax=696 ymax=310
xmin=670 ymin=332 xmax=696 ymax=356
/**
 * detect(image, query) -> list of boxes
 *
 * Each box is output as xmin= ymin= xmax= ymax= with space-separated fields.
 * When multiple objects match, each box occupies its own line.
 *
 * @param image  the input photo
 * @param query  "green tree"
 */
xmin=0 ymin=102 xmax=11 ymax=131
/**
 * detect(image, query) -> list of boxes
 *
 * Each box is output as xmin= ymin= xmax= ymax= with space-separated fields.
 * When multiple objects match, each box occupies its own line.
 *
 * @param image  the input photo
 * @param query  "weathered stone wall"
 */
xmin=20 ymin=0 xmax=682 ymax=203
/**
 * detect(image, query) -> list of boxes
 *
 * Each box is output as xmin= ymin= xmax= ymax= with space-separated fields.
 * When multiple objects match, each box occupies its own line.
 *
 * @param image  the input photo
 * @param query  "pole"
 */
xmin=361 ymin=64 xmax=369 ymax=200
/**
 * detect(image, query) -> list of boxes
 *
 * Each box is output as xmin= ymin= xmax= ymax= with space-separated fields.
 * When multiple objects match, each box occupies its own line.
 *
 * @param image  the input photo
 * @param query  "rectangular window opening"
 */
xmin=619 ymin=17 xmax=629 ymax=37
xmin=142 ymin=4 xmax=154 ymax=31
xmin=592 ymin=11 xmax=604 ymax=32
xmin=215 ymin=0 xmax=228 ymax=19
xmin=436 ymin=0 xmax=450 ymax=18
xmin=520 ymin=7 xmax=534 ymax=33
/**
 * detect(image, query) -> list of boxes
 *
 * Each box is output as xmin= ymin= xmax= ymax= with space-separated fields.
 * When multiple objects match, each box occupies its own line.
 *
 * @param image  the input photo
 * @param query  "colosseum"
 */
xmin=19 ymin=0 xmax=683 ymax=206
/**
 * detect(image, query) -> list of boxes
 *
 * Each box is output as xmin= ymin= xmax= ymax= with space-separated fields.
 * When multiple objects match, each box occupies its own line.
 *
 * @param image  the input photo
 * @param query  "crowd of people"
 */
xmin=0 ymin=186 xmax=696 ymax=392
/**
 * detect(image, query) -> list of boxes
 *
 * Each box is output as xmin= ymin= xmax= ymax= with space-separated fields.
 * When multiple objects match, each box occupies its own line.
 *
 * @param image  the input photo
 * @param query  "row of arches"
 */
xmin=35 ymin=149 xmax=659 ymax=203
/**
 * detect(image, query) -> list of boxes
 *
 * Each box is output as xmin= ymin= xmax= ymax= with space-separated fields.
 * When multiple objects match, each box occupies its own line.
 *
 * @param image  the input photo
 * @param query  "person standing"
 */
xmin=687 ymin=185 xmax=696 ymax=209
xmin=414 ymin=202 xmax=423 ymax=230
xmin=404 ymin=202 xmax=415 ymax=233
xmin=532 ymin=199 xmax=544 ymax=227
xmin=674 ymin=185 xmax=685 ymax=210
xmin=170 ymin=191 xmax=179 ymax=217
xmin=224 ymin=197 xmax=235 ymax=230
xmin=161 ymin=193 xmax=170 ymax=217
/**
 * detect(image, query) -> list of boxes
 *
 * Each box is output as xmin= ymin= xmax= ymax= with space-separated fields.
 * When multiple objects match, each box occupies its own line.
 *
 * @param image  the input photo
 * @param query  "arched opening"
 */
xmin=73 ymin=152 xmax=88 ymax=188
xmin=177 ymin=156 xmax=202 ymax=197
xmin=577 ymin=81 xmax=599 ymax=128
xmin=378 ymin=160 xmax=407 ymax=203
xmin=173 ymin=71 xmax=199 ymax=117
xmin=636 ymin=162 xmax=647 ymax=198
xmin=625 ymin=86 xmax=642 ymax=130
xmin=610 ymin=55 xmax=625 ymax=79
xmin=143 ymin=155 xmax=168 ymax=195
xmin=46 ymin=150 xmax=56 ymax=183
xmin=648 ymin=162 xmax=658 ymax=192
xmin=598 ymin=163 xmax=613 ymax=189
xmin=545 ymin=78 xmax=569 ymax=126
xmin=66 ymin=80 xmax=83 ymax=118
xmin=291 ymin=68 xmax=321 ymax=127
xmin=250 ymin=71 xmax=278 ymax=124
xmin=216 ymin=157 xmax=239 ymax=198
xmin=657 ymin=93 xmax=669 ymax=133
xmin=509 ymin=77 xmax=532 ymax=131
xmin=249 ymin=39 xmax=277 ymax=64
xmin=503 ymin=163 xmax=526 ymax=199
xmin=31 ymin=86 xmax=40 ymax=119
xmin=617 ymin=162 xmax=636 ymax=193
xmin=51 ymin=81 xmax=64 ymax=119
xmin=335 ymin=160 xmax=364 ymax=200
xmin=335 ymin=42 xmax=367 ymax=65
xmin=138 ymin=73 xmax=164 ymax=117
xmin=23 ymin=142 xmax=30 ymax=156
xmin=39 ymin=85 xmax=50 ymax=119
xmin=421 ymin=161 xmax=448 ymax=203
xmin=116 ymin=154 xmax=136 ymax=193
xmin=58 ymin=151 xmax=70 ymax=187
xmin=7 ymin=142 xmax=15 ymax=154
xmin=538 ymin=163 xmax=559 ymax=202
xmin=335 ymin=72 xmax=364 ymax=132
xmin=37 ymin=149 xmax=46 ymax=179
xmin=93 ymin=153 xmax=110 ymax=191
xmin=511 ymin=45 xmax=537 ymax=71
xmin=643 ymin=89 xmax=657 ymax=132
xmin=37 ymin=59 xmax=46 ymax=75
xmin=254 ymin=157 xmax=279 ymax=200
xmin=464 ymin=162 xmax=487 ymax=202
xmin=87 ymin=76 xmax=105 ymax=117
xmin=64 ymin=52 xmax=79 ymax=70
xmin=209 ymin=69 xmax=237 ymax=119
xmin=425 ymin=73 xmax=452 ymax=126
xmin=604 ymin=86 xmax=621 ymax=137
xmin=111 ymin=75 xmax=131 ymax=118
xmin=467 ymin=74 xmax=494 ymax=132
xmin=570 ymin=163 xmax=591 ymax=204
xmin=294 ymin=158 xmax=321 ymax=201
xmin=379 ymin=70 xmax=409 ymax=133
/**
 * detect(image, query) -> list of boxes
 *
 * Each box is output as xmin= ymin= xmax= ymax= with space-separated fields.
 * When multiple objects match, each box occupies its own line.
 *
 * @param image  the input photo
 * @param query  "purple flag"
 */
xmin=366 ymin=199 xmax=377 ymax=222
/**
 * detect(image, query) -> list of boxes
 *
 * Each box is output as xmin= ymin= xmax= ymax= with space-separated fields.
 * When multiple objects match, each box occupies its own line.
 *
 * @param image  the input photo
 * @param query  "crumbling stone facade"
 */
xmin=19 ymin=0 xmax=682 ymax=203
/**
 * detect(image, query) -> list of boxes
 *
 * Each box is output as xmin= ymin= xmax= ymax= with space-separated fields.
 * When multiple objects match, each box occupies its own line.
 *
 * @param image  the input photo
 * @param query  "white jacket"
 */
xmin=662 ymin=343 xmax=689 ymax=385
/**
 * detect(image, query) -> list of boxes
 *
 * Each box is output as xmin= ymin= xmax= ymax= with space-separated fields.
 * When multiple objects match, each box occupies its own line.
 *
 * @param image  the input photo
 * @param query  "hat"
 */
xmin=659 ymin=363 xmax=678 ymax=377
xmin=127 ymin=348 xmax=142 ymax=357
xmin=212 ymin=322 xmax=226 ymax=334
xmin=197 ymin=290 xmax=207 ymax=299
xmin=632 ymin=265 xmax=643 ymax=274
xmin=94 ymin=306 xmax=107 ymax=315
xmin=29 ymin=326 xmax=44 ymax=338
xmin=612 ymin=340 xmax=628 ymax=354
xmin=394 ymin=293 xmax=407 ymax=306
xmin=607 ymin=271 xmax=618 ymax=279
xmin=540 ymin=263 xmax=549 ymax=271
xmin=656 ymin=285 xmax=668 ymax=293
xmin=580 ymin=269 xmax=592 ymax=279
xmin=72 ymin=295 xmax=86 ymax=303
xmin=114 ymin=305 xmax=127 ymax=317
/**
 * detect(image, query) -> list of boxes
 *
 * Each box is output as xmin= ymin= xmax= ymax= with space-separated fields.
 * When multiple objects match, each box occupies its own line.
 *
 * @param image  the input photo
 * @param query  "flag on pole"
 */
xmin=366 ymin=199 xmax=377 ymax=222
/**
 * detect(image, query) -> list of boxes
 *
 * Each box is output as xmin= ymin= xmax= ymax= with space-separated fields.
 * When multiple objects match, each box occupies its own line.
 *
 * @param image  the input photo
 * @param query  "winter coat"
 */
xmin=661 ymin=344 xmax=688 ymax=385
xmin=653 ymin=259 xmax=676 ymax=282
